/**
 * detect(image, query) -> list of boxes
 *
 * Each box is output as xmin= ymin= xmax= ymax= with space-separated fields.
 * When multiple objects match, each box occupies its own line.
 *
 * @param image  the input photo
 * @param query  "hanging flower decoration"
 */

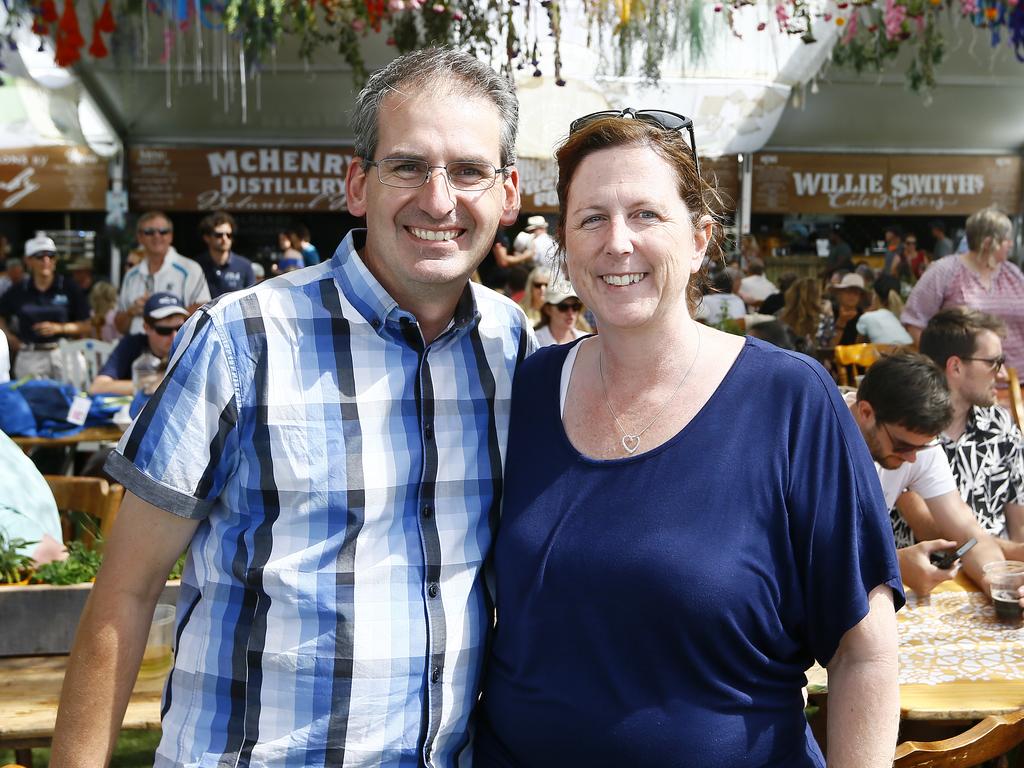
xmin=0 ymin=0 xmax=1022 ymax=95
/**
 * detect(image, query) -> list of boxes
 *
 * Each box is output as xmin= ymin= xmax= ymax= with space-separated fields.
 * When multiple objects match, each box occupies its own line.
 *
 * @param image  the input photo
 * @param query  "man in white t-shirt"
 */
xmin=849 ymin=352 xmax=1021 ymax=598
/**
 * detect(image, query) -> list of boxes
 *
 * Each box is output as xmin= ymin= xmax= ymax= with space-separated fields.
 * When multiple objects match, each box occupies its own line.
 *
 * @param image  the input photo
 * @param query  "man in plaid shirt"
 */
xmin=53 ymin=48 xmax=534 ymax=768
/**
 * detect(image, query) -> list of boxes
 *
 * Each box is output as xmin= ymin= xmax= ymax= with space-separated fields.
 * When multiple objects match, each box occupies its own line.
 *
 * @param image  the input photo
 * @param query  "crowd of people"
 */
xmin=0 ymin=213 xmax=321 ymax=388
xmin=0 ymin=45 xmax=1021 ymax=768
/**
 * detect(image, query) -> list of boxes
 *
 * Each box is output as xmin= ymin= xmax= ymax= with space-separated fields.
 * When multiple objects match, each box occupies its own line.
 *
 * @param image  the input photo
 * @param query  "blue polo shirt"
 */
xmin=0 ymin=275 xmax=89 ymax=344
xmin=97 ymin=334 xmax=148 ymax=380
xmin=195 ymin=251 xmax=256 ymax=298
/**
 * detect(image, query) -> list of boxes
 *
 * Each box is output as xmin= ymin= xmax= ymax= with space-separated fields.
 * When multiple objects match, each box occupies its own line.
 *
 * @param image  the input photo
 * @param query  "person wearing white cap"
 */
xmin=0 ymin=235 xmax=90 ymax=379
xmin=534 ymin=286 xmax=589 ymax=347
xmin=525 ymin=214 xmax=557 ymax=265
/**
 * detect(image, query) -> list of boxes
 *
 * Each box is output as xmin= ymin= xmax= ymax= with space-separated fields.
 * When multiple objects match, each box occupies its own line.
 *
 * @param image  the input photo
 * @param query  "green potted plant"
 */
xmin=0 ymin=532 xmax=36 ymax=585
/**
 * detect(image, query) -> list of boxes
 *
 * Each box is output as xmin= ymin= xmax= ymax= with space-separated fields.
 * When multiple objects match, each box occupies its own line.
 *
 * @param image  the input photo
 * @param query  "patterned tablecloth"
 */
xmin=899 ymin=590 xmax=1024 ymax=685
xmin=806 ymin=576 xmax=1024 ymax=720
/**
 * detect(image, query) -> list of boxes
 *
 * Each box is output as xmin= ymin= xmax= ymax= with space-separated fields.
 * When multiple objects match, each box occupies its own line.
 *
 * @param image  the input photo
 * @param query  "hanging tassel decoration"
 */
xmin=89 ymin=19 xmax=109 ymax=57
xmin=55 ymin=0 xmax=85 ymax=66
xmin=98 ymin=0 xmax=116 ymax=33
xmin=40 ymin=0 xmax=59 ymax=24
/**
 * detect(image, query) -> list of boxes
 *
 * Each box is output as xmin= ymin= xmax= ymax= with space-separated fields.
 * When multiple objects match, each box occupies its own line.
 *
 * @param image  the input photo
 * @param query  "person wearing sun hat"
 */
xmin=0 ymin=235 xmax=90 ymax=380
xmin=534 ymin=285 xmax=589 ymax=347
xmin=526 ymin=214 xmax=557 ymax=265
xmin=830 ymin=271 xmax=870 ymax=347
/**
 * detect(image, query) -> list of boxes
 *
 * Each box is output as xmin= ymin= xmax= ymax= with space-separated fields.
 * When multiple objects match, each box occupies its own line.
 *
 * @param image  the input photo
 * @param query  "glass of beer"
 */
xmin=139 ymin=603 xmax=176 ymax=677
xmin=984 ymin=561 xmax=1024 ymax=626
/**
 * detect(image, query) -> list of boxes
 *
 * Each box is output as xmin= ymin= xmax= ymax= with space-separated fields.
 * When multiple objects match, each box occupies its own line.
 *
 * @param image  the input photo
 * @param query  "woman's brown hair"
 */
xmin=554 ymin=117 xmax=727 ymax=312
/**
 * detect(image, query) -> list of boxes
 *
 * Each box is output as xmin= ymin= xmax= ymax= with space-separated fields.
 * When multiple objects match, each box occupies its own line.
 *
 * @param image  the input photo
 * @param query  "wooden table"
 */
xmin=12 ymin=424 xmax=124 ymax=450
xmin=807 ymin=574 xmax=1024 ymax=721
xmin=0 ymin=655 xmax=165 ymax=764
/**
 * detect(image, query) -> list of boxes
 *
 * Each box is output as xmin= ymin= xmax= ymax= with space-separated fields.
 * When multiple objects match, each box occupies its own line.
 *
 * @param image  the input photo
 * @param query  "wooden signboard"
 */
xmin=519 ymin=155 xmax=740 ymax=214
xmin=0 ymin=146 xmax=107 ymax=211
xmin=752 ymin=153 xmax=1021 ymax=216
xmin=129 ymin=146 xmax=356 ymax=212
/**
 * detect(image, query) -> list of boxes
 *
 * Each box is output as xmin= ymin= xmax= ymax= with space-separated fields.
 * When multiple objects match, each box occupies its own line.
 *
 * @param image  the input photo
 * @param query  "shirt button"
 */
xmin=370 ymin=318 xmax=381 ymax=329
xmin=422 ymin=504 xmax=433 ymax=519
xmin=424 ymin=424 xmax=433 ymax=440
xmin=431 ymin=666 xmax=441 ymax=684
xmin=428 ymin=583 xmax=439 ymax=598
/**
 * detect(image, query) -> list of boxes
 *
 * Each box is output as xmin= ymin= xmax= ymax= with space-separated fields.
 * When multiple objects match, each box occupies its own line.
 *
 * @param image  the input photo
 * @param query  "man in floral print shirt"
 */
xmin=921 ymin=308 xmax=1024 ymax=542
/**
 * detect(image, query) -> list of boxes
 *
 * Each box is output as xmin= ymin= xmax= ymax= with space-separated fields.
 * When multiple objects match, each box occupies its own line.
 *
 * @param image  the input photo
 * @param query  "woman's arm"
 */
xmin=825 ymin=584 xmax=899 ymax=768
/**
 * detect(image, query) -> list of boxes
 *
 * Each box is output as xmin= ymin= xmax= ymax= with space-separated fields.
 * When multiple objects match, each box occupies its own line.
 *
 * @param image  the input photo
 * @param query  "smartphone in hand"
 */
xmin=929 ymin=537 xmax=977 ymax=570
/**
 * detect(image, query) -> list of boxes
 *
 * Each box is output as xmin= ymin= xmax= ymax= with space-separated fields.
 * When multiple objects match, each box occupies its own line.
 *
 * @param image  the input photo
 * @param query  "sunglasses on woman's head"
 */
xmin=569 ymin=108 xmax=701 ymax=182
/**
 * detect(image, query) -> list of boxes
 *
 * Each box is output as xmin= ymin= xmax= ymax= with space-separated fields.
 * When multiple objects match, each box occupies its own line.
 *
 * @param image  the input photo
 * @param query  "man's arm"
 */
xmin=924 ymin=489 xmax=1005 ymax=594
xmin=88 ymin=374 xmax=133 ymax=396
xmin=50 ymin=492 xmax=198 ymax=767
xmin=825 ymin=584 xmax=900 ymax=768
xmin=1005 ymin=503 xmax=1024 ymax=542
xmin=895 ymin=491 xmax=942 ymax=541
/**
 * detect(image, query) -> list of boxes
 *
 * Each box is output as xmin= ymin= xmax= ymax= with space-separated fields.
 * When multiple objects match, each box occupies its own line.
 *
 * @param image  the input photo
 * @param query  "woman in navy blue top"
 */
xmin=476 ymin=112 xmax=904 ymax=767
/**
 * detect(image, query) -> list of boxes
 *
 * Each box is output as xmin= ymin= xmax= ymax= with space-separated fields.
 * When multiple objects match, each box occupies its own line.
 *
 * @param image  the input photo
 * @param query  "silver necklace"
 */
xmin=598 ymin=327 xmax=703 ymax=455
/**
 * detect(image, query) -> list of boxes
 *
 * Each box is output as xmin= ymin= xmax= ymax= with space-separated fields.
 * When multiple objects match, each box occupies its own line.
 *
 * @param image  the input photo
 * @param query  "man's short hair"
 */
xmin=352 ymin=48 xmax=519 ymax=168
xmin=920 ymin=308 xmax=1007 ymax=370
xmin=292 ymin=222 xmax=310 ymax=242
xmin=137 ymin=210 xmax=172 ymax=232
xmin=746 ymin=257 xmax=765 ymax=275
xmin=200 ymin=212 xmax=237 ymax=237
xmin=929 ymin=219 xmax=946 ymax=234
xmin=857 ymin=352 xmax=953 ymax=435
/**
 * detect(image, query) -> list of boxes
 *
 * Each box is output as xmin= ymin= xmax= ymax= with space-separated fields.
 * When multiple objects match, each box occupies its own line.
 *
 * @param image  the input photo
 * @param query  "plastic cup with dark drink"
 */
xmin=984 ymin=561 xmax=1024 ymax=626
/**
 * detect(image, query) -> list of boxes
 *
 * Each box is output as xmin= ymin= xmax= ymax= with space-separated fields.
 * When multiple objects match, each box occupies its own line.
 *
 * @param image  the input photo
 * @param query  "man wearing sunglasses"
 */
xmin=195 ymin=212 xmax=256 ymax=298
xmin=88 ymin=292 xmax=187 ymax=396
xmin=0 ymin=235 xmax=90 ymax=380
xmin=115 ymin=211 xmax=210 ymax=335
xmin=919 ymin=308 xmax=1024 ymax=545
xmin=53 ymin=49 xmax=534 ymax=768
xmin=849 ymin=352 xmax=1018 ymax=597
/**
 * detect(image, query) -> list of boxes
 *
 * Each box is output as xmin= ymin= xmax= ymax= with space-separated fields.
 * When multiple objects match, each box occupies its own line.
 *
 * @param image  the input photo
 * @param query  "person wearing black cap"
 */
xmin=0 ymin=235 xmax=90 ymax=379
xmin=88 ymin=293 xmax=189 ymax=395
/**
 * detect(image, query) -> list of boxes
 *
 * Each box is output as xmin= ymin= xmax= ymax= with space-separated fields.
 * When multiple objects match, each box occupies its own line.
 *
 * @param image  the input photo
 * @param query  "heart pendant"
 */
xmin=621 ymin=434 xmax=640 ymax=454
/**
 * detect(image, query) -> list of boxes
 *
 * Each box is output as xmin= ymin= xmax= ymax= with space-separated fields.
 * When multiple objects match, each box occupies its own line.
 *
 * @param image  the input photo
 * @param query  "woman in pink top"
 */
xmin=902 ymin=207 xmax=1024 ymax=369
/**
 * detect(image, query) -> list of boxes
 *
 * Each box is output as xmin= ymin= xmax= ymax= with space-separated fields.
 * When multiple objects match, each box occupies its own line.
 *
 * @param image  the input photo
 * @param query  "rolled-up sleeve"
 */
xmin=104 ymin=309 xmax=240 ymax=519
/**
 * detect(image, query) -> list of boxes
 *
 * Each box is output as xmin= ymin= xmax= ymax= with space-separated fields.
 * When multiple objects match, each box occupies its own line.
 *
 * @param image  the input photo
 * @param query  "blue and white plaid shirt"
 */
xmin=107 ymin=230 xmax=536 ymax=767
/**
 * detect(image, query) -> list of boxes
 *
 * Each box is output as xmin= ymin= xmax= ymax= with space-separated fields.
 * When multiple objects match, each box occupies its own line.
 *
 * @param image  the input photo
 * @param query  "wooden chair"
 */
xmin=833 ymin=343 xmax=906 ymax=387
xmin=1007 ymin=366 xmax=1024 ymax=429
xmin=43 ymin=475 xmax=124 ymax=546
xmin=893 ymin=708 xmax=1024 ymax=767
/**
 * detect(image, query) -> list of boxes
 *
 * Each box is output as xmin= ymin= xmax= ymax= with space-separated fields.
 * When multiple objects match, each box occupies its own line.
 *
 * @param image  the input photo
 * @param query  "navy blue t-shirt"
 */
xmin=196 ymin=252 xmax=256 ymax=298
xmin=97 ymin=334 xmax=147 ymax=380
xmin=0 ymin=275 xmax=89 ymax=344
xmin=477 ymin=336 xmax=903 ymax=768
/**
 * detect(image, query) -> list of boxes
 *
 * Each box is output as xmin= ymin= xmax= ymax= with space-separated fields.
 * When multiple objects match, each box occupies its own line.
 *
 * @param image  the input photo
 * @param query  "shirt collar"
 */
xmin=330 ymin=229 xmax=480 ymax=344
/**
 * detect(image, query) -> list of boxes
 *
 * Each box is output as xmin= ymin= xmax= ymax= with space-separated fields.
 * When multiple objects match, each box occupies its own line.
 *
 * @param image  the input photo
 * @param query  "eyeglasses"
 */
xmin=533 ymin=282 xmax=549 ymax=290
xmin=147 ymin=323 xmax=182 ymax=336
xmin=211 ymin=231 xmax=233 ymax=240
xmin=140 ymin=227 xmax=172 ymax=237
xmin=880 ymin=421 xmax=941 ymax=456
xmin=962 ymin=354 xmax=1006 ymax=372
xmin=28 ymin=252 xmax=56 ymax=260
xmin=554 ymin=300 xmax=583 ymax=313
xmin=364 ymin=158 xmax=509 ymax=191
xmin=569 ymin=108 xmax=701 ymax=181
